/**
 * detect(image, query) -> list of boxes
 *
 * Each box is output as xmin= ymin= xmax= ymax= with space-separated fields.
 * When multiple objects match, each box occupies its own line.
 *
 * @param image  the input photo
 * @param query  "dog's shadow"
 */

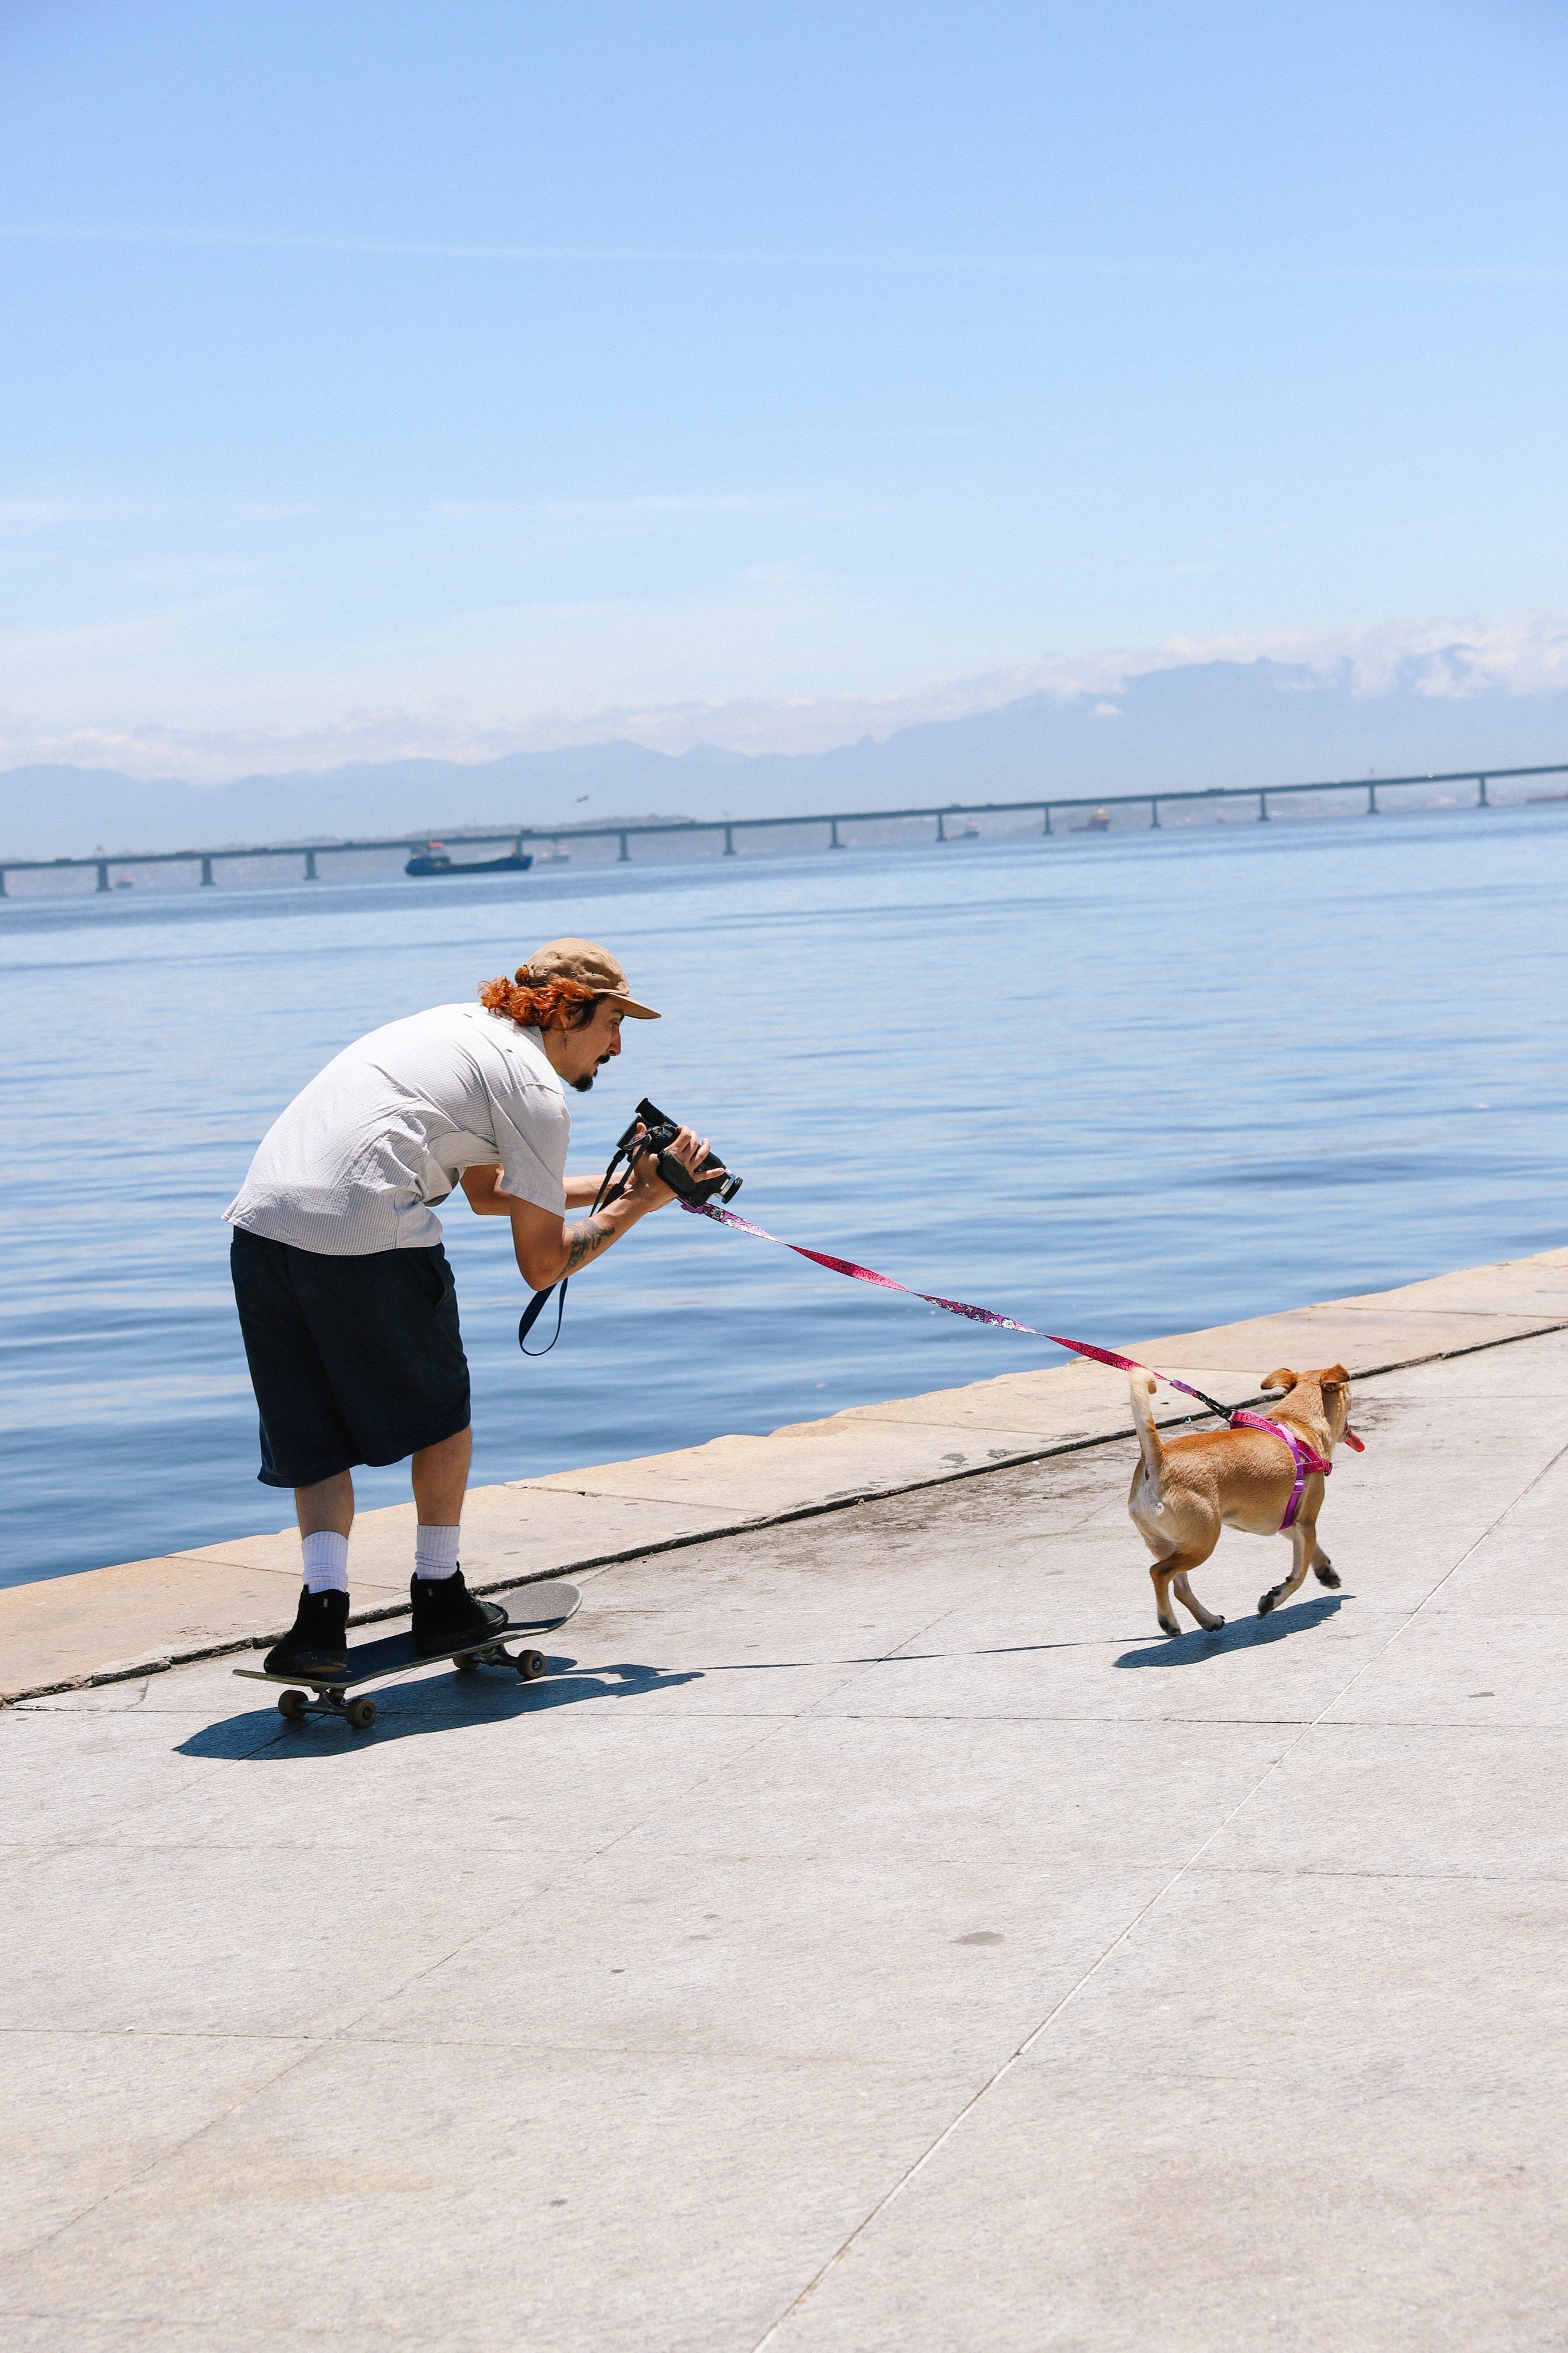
xmin=1114 ymin=1591 xmax=1344 ymax=1668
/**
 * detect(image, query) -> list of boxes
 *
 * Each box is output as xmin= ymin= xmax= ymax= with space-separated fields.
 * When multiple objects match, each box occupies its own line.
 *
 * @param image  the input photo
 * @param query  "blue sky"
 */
xmin=3 ymin=0 xmax=1567 ymax=775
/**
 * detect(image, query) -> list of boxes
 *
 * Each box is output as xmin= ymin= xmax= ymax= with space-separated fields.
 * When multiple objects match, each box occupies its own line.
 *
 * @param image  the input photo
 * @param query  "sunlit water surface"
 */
xmin=4 ymin=807 xmax=1566 ymax=1587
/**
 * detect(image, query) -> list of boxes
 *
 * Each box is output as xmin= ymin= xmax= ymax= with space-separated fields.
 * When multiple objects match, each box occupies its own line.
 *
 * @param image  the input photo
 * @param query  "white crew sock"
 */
xmin=301 ymin=1530 xmax=349 ymax=1594
xmin=414 ymin=1524 xmax=462 ymax=1580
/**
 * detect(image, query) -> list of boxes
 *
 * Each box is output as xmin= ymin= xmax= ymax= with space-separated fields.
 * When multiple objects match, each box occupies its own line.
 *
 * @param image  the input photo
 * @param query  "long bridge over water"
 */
xmin=2 ymin=758 xmax=1565 ymax=895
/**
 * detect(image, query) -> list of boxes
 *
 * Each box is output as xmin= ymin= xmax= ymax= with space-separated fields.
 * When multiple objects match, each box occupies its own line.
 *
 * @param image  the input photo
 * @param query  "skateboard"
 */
xmin=233 ymin=1580 xmax=582 ymax=1729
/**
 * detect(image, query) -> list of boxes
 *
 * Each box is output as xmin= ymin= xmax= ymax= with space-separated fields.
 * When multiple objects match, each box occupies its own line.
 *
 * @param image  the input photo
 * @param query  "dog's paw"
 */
xmin=1159 ymin=1617 xmax=1182 ymax=1638
xmin=1314 ymin=1563 xmax=1341 ymax=1589
xmin=1208 ymin=1616 xmax=1226 ymax=1632
xmin=1257 ymin=1589 xmax=1278 ymax=1617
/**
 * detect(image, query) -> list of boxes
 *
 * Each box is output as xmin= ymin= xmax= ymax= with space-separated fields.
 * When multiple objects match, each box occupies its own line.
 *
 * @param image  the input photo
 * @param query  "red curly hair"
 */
xmin=479 ymin=970 xmax=603 ymax=1032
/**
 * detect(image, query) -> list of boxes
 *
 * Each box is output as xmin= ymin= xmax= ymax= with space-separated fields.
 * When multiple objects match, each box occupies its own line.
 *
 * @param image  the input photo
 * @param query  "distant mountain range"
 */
xmin=4 ymin=659 xmax=1567 ymax=860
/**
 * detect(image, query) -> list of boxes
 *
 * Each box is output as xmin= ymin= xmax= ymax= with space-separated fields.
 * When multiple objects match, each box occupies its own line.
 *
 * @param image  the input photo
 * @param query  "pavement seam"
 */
xmin=747 ymin=1425 xmax=1568 ymax=2351
xmin=1 ymin=1705 xmax=289 ymax=1844
xmin=790 ymin=1487 xmax=1119 ymax=1722
xmin=0 ymin=2038 xmax=325 ymax=2269
xmin=324 ymin=1711 xmax=806 ymax=2044
xmin=1292 ymin=1435 xmax=1568 ymax=1723
xmin=1187 ymin=1864 xmax=1568 ymax=1882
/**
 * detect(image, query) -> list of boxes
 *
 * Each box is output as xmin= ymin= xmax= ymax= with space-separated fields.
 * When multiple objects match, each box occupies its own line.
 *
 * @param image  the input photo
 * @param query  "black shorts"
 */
xmin=230 ymin=1228 xmax=471 ymax=1489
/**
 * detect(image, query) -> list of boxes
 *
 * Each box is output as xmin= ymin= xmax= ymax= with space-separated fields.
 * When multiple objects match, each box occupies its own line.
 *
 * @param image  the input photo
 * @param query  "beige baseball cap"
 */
xmin=519 ymin=937 xmax=660 ymax=1019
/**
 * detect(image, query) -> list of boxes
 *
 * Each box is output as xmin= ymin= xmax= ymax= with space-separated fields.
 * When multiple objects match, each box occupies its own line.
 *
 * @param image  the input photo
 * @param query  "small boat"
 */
xmin=1070 ymin=808 xmax=1112 ymax=833
xmin=405 ymin=839 xmax=534 ymax=878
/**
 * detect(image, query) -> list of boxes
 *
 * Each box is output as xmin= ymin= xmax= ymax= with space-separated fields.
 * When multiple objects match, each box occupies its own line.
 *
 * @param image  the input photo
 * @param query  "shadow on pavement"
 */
xmin=175 ymin=1658 xmax=705 ymax=1757
xmin=1113 ymin=1591 xmax=1345 ymax=1667
xmin=176 ymin=1592 xmax=1353 ymax=1752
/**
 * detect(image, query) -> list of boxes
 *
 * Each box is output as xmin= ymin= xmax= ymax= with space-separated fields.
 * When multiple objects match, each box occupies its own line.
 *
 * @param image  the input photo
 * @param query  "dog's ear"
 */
xmin=1261 ymin=1367 xmax=1297 ymax=1393
xmin=1318 ymin=1363 xmax=1350 ymax=1391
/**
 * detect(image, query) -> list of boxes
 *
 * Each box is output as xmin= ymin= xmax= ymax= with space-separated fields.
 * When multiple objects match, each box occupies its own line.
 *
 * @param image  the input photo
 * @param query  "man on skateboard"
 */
xmin=226 ymin=937 xmax=714 ymax=1682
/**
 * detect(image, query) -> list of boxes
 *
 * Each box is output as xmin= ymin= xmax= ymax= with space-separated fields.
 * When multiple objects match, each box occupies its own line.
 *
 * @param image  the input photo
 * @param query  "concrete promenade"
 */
xmin=7 ymin=1245 xmax=1568 ymax=1704
xmin=4 ymin=1247 xmax=1568 ymax=2348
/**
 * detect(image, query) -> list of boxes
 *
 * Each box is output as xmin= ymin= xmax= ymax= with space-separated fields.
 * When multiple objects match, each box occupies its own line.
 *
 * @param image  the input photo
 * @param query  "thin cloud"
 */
xmin=1 ymin=221 xmax=1564 ymax=285
xmin=769 ymin=428 xmax=973 ymax=444
xmin=7 ymin=616 xmax=1568 ymax=784
xmin=0 ymin=496 xmax=152 ymax=524
xmin=547 ymin=493 xmax=786 ymax=519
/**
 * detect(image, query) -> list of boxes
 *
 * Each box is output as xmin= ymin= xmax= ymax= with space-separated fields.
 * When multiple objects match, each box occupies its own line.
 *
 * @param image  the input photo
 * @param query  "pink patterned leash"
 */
xmin=683 ymin=1199 xmax=1236 ymax=1419
xmin=682 ymin=1201 xmax=1365 ymax=1521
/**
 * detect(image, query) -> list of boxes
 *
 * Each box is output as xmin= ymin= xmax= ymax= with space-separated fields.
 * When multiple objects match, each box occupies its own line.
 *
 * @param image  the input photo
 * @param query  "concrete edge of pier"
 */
xmin=5 ymin=1242 xmax=1566 ymax=1705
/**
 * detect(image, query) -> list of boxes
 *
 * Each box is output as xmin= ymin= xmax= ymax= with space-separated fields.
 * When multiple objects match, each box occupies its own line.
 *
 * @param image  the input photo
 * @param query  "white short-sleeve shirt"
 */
xmin=225 ymin=1002 xmax=570 ymax=1255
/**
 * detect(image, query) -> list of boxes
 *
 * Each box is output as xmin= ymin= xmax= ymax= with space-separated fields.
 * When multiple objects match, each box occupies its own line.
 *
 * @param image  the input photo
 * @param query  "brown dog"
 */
xmin=1127 ymin=1365 xmax=1357 ymax=1635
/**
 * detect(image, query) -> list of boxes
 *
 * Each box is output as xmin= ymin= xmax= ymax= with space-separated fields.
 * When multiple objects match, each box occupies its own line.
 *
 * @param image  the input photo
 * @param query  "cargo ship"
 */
xmin=405 ymin=838 xmax=534 ymax=877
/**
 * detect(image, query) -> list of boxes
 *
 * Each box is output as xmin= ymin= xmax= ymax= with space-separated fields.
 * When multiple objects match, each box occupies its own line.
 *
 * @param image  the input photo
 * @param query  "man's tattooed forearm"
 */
xmin=563 ymin=1216 xmax=615 ymax=1272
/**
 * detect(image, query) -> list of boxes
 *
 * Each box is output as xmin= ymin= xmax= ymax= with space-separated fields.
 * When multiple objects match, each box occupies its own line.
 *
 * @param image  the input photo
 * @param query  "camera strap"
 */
xmin=516 ymin=1138 xmax=642 ymax=1357
xmin=518 ymin=1278 xmax=568 ymax=1355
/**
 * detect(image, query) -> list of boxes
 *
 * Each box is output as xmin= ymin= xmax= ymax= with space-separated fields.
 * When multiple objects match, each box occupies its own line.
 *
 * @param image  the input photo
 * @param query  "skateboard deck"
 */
xmin=233 ymin=1580 xmax=582 ymax=1728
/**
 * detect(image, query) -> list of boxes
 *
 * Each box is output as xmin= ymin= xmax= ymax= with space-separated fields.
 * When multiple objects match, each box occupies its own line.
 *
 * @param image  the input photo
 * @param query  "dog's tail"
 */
xmin=1128 ymin=1368 xmax=1164 ymax=1481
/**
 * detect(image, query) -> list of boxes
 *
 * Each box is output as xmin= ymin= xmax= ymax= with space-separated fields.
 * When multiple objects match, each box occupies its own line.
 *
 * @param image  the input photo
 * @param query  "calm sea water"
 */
xmin=4 ymin=806 xmax=1566 ymax=1589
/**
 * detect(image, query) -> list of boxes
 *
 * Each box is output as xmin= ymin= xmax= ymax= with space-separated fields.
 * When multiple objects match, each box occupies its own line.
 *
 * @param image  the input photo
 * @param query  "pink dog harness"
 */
xmin=1227 ymin=1412 xmax=1335 ymax=1528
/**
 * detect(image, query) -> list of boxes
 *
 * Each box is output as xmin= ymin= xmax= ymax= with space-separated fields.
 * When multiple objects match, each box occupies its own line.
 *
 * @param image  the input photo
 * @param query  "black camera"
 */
xmin=522 ymin=1096 xmax=743 ymax=1356
xmin=616 ymin=1098 xmax=741 ymax=1205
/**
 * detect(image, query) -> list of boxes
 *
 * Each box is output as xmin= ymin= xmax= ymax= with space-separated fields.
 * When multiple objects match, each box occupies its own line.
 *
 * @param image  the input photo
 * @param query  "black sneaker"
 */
xmin=410 ymin=1567 xmax=507 ymax=1656
xmin=265 ymin=1586 xmax=350 ymax=1678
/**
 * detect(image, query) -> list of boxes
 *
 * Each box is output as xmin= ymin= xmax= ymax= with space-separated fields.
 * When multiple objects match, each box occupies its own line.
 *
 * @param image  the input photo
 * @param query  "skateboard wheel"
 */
xmin=516 ymin=1649 xmax=546 ymax=1681
xmin=455 ymin=1652 xmax=479 ymax=1672
xmin=345 ymin=1697 xmax=377 ymax=1729
xmin=278 ymin=1689 xmax=308 ymax=1721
